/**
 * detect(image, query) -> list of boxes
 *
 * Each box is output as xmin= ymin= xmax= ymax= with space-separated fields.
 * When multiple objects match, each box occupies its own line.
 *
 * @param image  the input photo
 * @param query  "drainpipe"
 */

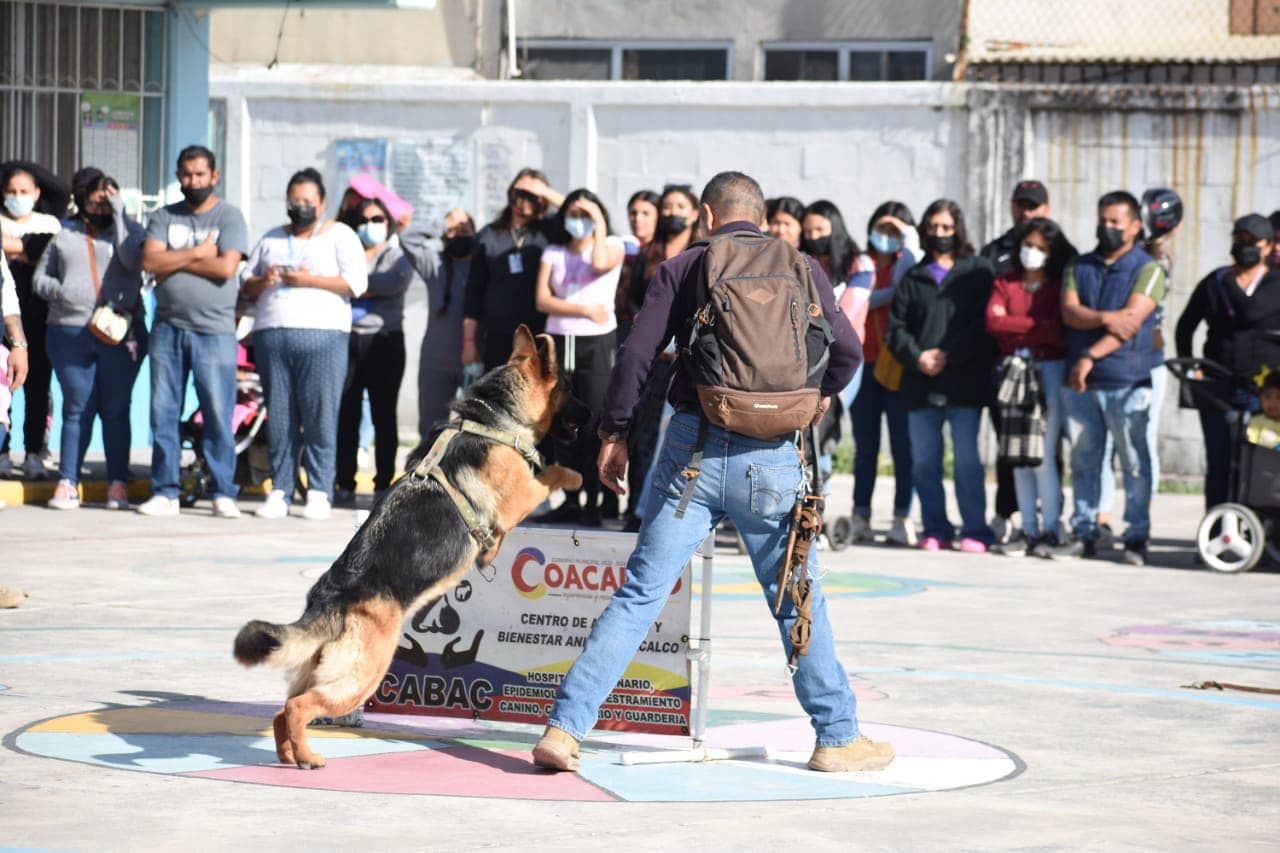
xmin=507 ymin=0 xmax=520 ymax=79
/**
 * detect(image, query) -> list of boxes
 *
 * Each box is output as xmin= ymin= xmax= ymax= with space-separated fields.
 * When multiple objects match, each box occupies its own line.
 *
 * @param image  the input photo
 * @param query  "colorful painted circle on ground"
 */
xmin=697 ymin=561 xmax=943 ymax=600
xmin=12 ymin=699 xmax=1019 ymax=801
xmin=1103 ymin=620 xmax=1280 ymax=663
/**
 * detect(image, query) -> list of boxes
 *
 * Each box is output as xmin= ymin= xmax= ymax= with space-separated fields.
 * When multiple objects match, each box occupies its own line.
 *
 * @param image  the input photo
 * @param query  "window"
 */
xmin=517 ymin=41 xmax=732 ymax=81
xmin=763 ymin=42 xmax=932 ymax=82
xmin=0 ymin=2 xmax=167 ymax=196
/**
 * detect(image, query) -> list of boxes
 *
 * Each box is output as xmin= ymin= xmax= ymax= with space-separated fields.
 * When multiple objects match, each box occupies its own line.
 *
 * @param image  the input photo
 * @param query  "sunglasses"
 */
xmin=510 ymin=189 xmax=540 ymax=205
xmin=359 ymin=215 xmax=387 ymax=224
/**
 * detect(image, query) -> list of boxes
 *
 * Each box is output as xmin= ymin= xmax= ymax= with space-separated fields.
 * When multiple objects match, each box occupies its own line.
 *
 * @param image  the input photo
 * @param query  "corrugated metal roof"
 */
xmin=966 ymin=0 xmax=1280 ymax=63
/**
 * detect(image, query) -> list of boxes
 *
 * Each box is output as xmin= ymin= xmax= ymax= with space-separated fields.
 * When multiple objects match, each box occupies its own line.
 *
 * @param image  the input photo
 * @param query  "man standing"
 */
xmin=531 ymin=172 xmax=893 ymax=774
xmin=1051 ymin=191 xmax=1165 ymax=566
xmin=136 ymin=145 xmax=248 ymax=518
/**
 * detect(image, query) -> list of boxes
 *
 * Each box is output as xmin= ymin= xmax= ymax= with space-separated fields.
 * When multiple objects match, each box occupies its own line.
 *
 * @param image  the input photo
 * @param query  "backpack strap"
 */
xmin=672 ymin=417 xmax=710 ymax=519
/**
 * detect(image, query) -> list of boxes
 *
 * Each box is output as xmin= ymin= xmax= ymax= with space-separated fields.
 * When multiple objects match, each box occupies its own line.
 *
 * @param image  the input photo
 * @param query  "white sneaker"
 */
xmin=137 ymin=494 xmax=180 ymax=516
xmin=22 ymin=453 xmax=49 ymax=480
xmin=888 ymin=515 xmax=918 ymax=547
xmin=0 ymin=452 xmax=12 ymax=477
xmin=212 ymin=496 xmax=242 ymax=519
xmin=48 ymin=479 xmax=80 ymax=510
xmin=256 ymin=490 xmax=289 ymax=519
xmin=302 ymin=489 xmax=331 ymax=521
xmin=849 ymin=515 xmax=874 ymax=542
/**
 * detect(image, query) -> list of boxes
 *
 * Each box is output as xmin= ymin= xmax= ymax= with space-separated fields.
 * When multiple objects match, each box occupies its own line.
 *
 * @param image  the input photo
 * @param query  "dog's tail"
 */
xmin=233 ymin=613 xmax=340 ymax=669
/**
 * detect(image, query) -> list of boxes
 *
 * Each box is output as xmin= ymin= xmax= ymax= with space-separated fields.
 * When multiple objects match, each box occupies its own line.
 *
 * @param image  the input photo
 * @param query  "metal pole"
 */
xmin=691 ymin=533 xmax=713 ymax=749
xmin=506 ymin=0 xmax=520 ymax=79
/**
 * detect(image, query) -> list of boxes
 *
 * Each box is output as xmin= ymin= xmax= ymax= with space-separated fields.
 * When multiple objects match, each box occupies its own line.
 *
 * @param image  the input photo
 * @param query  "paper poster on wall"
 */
xmin=370 ymin=527 xmax=693 ymax=736
xmin=386 ymin=137 xmax=473 ymax=234
xmin=335 ymin=137 xmax=388 ymax=182
xmin=80 ymin=92 xmax=140 ymax=190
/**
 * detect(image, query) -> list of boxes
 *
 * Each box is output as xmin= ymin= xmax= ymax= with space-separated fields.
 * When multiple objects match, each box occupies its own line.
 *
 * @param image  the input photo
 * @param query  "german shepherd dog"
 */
xmin=234 ymin=326 xmax=587 ymax=769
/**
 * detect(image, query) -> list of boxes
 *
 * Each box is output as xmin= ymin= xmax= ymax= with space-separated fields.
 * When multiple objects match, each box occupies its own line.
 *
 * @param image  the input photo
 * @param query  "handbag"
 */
xmin=869 ymin=308 xmax=903 ymax=391
xmin=84 ymin=233 xmax=132 ymax=346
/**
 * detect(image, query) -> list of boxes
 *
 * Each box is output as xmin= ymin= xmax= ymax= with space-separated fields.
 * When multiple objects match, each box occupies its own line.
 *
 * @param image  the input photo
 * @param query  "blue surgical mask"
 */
xmin=564 ymin=216 xmax=595 ymax=240
xmin=869 ymin=231 xmax=902 ymax=255
xmin=357 ymin=221 xmax=388 ymax=247
xmin=4 ymin=194 xmax=35 ymax=218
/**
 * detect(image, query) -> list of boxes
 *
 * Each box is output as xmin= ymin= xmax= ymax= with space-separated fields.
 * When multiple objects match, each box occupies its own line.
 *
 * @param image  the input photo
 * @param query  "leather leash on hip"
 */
xmin=408 ymin=419 xmax=543 ymax=556
xmin=775 ymin=424 xmax=824 ymax=668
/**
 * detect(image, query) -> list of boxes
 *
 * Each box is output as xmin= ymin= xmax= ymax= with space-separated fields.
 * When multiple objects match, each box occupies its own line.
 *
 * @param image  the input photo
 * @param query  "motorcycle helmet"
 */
xmin=1141 ymin=188 xmax=1182 ymax=240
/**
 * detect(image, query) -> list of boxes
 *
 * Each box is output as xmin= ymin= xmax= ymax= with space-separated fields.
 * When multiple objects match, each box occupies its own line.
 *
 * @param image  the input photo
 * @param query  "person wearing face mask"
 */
xmin=985 ymin=217 xmax=1076 ymax=556
xmin=462 ymin=168 xmax=564 ymax=373
xmin=414 ymin=209 xmax=477 ymax=435
xmin=802 ymin=200 xmax=864 ymax=392
xmin=1050 ymin=191 xmax=1167 ymax=566
xmin=622 ymin=184 xmax=701 ymax=530
xmin=847 ymin=201 xmax=920 ymax=546
xmin=887 ymin=199 xmax=996 ymax=553
xmin=1 ymin=164 xmax=64 ymax=480
xmin=533 ymin=189 xmax=626 ymax=527
xmin=138 ymin=146 xmax=249 ymax=519
xmin=615 ymin=190 xmax=660 ymax=342
xmin=1175 ymin=213 xmax=1280 ymax=511
xmin=767 ymin=196 xmax=805 ymax=249
xmin=332 ymin=197 xmax=414 ymax=505
xmin=241 ymin=168 xmax=368 ymax=521
xmin=32 ymin=168 xmax=148 ymax=511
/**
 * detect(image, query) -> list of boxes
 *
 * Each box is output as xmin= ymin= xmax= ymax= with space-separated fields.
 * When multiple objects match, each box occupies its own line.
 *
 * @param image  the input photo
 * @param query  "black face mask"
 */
xmin=801 ymin=235 xmax=832 ymax=257
xmin=1232 ymin=242 xmax=1263 ymax=268
xmin=444 ymin=235 xmax=475 ymax=258
xmin=181 ymin=184 xmax=214 ymax=208
xmin=84 ymin=211 xmax=114 ymax=231
xmin=657 ymin=215 xmax=687 ymax=238
xmin=1096 ymin=224 xmax=1127 ymax=253
xmin=923 ymin=233 xmax=955 ymax=256
xmin=287 ymin=204 xmax=318 ymax=228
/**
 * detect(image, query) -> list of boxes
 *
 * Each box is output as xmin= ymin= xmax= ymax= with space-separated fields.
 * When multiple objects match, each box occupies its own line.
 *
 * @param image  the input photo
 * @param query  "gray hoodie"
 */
xmin=34 ymin=196 xmax=146 ymax=328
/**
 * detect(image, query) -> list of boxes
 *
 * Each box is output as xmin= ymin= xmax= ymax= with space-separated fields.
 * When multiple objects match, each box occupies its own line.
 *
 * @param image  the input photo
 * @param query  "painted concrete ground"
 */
xmin=2 ymin=480 xmax=1278 ymax=849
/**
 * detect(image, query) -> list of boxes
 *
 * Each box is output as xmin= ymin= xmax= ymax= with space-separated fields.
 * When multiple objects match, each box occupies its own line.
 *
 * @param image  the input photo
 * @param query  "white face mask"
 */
xmin=357 ymin=221 xmax=388 ymax=247
xmin=1020 ymin=245 xmax=1047 ymax=271
xmin=564 ymin=216 xmax=595 ymax=240
xmin=4 ymin=194 xmax=36 ymax=218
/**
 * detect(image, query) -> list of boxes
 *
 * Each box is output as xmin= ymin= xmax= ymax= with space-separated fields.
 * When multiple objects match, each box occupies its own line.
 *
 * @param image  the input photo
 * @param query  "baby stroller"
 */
xmin=179 ymin=343 xmax=270 ymax=507
xmin=1165 ymin=356 xmax=1280 ymax=572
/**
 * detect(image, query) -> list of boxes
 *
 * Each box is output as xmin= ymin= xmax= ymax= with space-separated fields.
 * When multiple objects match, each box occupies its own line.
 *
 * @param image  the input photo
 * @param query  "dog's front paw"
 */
xmin=555 ymin=466 xmax=583 ymax=492
xmin=540 ymin=465 xmax=582 ymax=492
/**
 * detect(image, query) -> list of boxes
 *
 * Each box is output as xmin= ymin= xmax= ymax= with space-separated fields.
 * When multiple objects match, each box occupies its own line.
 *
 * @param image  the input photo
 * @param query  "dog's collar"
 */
xmin=454 ymin=418 xmax=543 ymax=473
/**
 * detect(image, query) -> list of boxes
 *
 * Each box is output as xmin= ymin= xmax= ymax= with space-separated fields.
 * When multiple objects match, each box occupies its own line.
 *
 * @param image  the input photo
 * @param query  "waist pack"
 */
xmin=681 ymin=232 xmax=833 ymax=439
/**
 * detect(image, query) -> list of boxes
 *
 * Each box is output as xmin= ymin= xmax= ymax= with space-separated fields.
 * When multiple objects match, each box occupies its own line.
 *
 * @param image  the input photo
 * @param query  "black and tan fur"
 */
xmin=233 ymin=326 xmax=585 ymax=769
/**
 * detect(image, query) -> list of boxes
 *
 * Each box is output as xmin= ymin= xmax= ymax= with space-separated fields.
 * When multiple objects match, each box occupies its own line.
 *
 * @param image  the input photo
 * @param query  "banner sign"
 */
xmin=370 ymin=527 xmax=693 ymax=735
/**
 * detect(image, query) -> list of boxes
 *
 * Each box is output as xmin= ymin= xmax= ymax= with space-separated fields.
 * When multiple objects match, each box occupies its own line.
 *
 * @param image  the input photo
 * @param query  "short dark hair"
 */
xmin=919 ymin=198 xmax=975 ymax=259
xmin=177 ymin=144 xmax=216 ymax=172
xmin=767 ymin=196 xmax=805 ymax=225
xmin=1098 ymin=190 xmax=1141 ymax=221
xmin=287 ymin=167 xmax=326 ymax=201
xmin=1261 ymin=368 xmax=1280 ymax=394
xmin=700 ymin=171 xmax=765 ymax=225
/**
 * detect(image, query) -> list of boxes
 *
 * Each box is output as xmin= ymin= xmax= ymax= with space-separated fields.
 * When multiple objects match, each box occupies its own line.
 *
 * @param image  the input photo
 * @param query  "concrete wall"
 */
xmin=211 ymin=70 xmax=1280 ymax=471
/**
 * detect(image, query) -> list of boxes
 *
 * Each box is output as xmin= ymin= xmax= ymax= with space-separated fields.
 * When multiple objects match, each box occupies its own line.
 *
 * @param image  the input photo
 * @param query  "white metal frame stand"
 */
xmin=619 ymin=534 xmax=774 ymax=766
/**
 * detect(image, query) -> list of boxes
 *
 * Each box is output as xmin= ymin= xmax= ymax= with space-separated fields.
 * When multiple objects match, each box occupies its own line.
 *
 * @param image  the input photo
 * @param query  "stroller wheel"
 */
xmin=828 ymin=516 xmax=853 ymax=551
xmin=1196 ymin=503 xmax=1265 ymax=573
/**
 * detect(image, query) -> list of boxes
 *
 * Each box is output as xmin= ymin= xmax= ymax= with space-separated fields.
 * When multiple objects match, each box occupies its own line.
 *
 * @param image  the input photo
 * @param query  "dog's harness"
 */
xmin=408 ymin=419 xmax=543 ymax=553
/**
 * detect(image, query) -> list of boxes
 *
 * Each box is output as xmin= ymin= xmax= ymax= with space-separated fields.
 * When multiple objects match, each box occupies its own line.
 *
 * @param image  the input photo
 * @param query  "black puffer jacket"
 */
xmin=1175 ymin=266 xmax=1280 ymax=381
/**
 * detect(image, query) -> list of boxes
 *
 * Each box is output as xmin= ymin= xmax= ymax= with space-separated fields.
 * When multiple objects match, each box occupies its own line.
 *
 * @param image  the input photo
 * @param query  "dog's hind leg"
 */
xmin=272 ymin=710 xmax=295 ymax=765
xmin=282 ymin=690 xmax=335 ymax=769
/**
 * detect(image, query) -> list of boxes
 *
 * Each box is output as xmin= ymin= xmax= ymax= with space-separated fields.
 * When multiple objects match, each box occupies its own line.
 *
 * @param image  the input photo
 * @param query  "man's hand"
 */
xmin=195 ymin=233 xmax=218 ymax=261
xmin=597 ymin=439 xmax=629 ymax=496
xmin=1101 ymin=309 xmax=1140 ymax=341
xmin=6 ymin=345 xmax=28 ymax=391
xmin=811 ymin=396 xmax=830 ymax=427
xmin=1067 ymin=357 xmax=1093 ymax=392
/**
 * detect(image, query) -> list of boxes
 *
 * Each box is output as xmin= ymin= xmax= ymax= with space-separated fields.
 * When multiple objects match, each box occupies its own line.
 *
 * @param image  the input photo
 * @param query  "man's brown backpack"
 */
xmin=681 ymin=231 xmax=834 ymax=439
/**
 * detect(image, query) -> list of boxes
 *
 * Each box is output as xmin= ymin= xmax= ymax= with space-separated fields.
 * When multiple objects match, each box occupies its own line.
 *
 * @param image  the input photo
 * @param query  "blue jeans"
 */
xmin=1012 ymin=359 xmax=1066 ymax=538
xmin=850 ymin=368 xmax=913 ymax=518
xmin=1099 ymin=366 xmax=1165 ymax=516
xmin=1063 ymin=384 xmax=1152 ymax=543
xmin=255 ymin=327 xmax=348 ymax=500
xmin=149 ymin=321 xmax=238 ymax=499
xmin=549 ymin=412 xmax=860 ymax=747
xmin=907 ymin=405 xmax=988 ymax=542
xmin=46 ymin=325 xmax=144 ymax=484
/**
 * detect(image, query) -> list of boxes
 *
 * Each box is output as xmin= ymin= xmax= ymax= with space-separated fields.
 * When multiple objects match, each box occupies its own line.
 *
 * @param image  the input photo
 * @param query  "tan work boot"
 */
xmin=807 ymin=734 xmax=895 ymax=772
xmin=0 ymin=587 xmax=28 ymax=608
xmin=532 ymin=725 xmax=581 ymax=771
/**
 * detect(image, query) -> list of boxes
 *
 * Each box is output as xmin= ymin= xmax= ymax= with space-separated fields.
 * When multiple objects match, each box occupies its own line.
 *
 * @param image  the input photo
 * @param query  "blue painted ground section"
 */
xmin=581 ymin=756 xmax=919 ymax=802
xmin=15 ymin=732 xmax=439 ymax=774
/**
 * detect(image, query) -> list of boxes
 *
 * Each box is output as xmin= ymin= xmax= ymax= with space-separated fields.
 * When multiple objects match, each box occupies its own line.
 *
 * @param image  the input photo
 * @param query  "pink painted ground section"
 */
xmin=185 ymin=745 xmax=617 ymax=801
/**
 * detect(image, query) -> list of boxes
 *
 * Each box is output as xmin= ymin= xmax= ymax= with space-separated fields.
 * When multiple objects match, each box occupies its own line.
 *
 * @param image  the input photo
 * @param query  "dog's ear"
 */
xmin=535 ymin=334 xmax=557 ymax=377
xmin=509 ymin=324 xmax=537 ymax=364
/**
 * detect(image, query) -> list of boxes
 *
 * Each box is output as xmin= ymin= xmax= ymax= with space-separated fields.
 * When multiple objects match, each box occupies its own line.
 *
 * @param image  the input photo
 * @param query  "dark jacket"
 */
xmin=463 ymin=218 xmax=553 ymax=370
xmin=1175 ymin=266 xmax=1280 ymax=381
xmin=600 ymin=221 xmax=862 ymax=434
xmin=980 ymin=226 xmax=1076 ymax=279
xmin=887 ymin=254 xmax=996 ymax=410
xmin=1065 ymin=246 xmax=1163 ymax=389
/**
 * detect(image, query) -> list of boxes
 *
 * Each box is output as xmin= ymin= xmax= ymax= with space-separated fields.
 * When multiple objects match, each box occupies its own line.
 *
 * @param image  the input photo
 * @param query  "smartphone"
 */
xmin=276 ymin=264 xmax=296 ymax=273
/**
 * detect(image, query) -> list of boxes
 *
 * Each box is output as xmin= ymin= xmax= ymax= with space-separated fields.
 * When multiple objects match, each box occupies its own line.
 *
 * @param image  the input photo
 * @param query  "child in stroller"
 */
xmin=178 ymin=342 xmax=269 ymax=507
xmin=1166 ymin=357 xmax=1280 ymax=572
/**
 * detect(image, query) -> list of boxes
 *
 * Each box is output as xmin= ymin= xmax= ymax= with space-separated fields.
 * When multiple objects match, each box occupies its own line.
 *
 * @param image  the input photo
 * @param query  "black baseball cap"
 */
xmin=1011 ymin=180 xmax=1049 ymax=207
xmin=1233 ymin=213 xmax=1273 ymax=243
